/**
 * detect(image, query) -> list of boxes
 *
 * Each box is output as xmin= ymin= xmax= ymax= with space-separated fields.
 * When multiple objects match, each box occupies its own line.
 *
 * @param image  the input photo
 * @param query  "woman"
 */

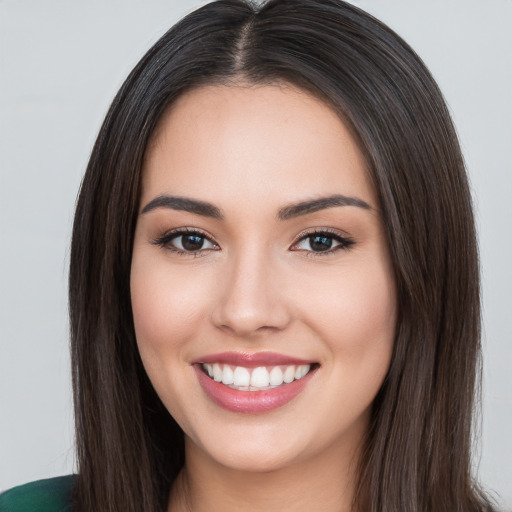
xmin=1 ymin=0 xmax=498 ymax=511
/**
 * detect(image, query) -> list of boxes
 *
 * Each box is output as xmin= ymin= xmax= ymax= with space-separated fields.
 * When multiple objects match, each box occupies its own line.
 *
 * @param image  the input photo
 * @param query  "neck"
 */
xmin=168 ymin=432 xmax=364 ymax=512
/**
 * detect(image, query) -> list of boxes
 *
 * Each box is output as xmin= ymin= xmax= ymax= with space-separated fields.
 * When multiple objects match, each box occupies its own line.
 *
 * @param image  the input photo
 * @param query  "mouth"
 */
xmin=200 ymin=362 xmax=314 ymax=391
xmin=193 ymin=352 xmax=319 ymax=413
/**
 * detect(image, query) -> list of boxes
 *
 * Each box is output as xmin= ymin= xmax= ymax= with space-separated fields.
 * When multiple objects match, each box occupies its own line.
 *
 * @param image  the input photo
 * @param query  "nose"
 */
xmin=211 ymin=249 xmax=292 ymax=338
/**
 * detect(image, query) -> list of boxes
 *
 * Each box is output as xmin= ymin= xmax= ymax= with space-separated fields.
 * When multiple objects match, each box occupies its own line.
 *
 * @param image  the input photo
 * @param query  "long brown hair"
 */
xmin=69 ymin=1 xmax=496 ymax=510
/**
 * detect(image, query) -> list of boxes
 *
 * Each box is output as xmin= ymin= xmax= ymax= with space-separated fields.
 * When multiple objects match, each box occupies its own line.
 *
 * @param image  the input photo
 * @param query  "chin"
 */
xmin=205 ymin=443 xmax=302 ymax=474
xmin=186 ymin=422 xmax=313 ymax=474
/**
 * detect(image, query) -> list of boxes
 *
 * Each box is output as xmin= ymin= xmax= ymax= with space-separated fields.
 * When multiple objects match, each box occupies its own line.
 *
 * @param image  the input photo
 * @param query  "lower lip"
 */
xmin=194 ymin=365 xmax=316 ymax=413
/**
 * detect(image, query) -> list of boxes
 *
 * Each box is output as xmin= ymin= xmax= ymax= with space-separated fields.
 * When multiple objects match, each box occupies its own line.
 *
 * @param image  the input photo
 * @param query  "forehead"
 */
xmin=142 ymin=83 xmax=376 ymax=211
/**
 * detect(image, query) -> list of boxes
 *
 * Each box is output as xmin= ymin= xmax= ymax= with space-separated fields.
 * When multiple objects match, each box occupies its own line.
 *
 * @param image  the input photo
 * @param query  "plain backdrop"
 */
xmin=1 ymin=0 xmax=511 ymax=508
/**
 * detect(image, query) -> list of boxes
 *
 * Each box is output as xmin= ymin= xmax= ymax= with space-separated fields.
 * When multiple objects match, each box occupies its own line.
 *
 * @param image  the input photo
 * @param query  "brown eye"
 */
xmin=167 ymin=232 xmax=217 ymax=252
xmin=292 ymin=231 xmax=354 ymax=254
xmin=153 ymin=229 xmax=219 ymax=254
xmin=179 ymin=234 xmax=206 ymax=251
xmin=308 ymin=235 xmax=334 ymax=251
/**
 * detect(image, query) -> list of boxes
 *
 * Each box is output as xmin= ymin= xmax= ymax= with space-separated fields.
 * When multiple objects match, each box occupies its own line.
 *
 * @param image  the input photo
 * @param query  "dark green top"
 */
xmin=0 ymin=475 xmax=75 ymax=512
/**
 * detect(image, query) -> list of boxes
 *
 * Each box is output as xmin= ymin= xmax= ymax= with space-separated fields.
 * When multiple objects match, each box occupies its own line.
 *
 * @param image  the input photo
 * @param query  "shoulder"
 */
xmin=0 ymin=475 xmax=76 ymax=512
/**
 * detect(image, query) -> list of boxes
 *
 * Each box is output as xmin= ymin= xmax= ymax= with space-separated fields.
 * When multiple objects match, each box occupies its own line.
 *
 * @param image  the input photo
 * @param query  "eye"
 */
xmin=152 ymin=229 xmax=219 ymax=256
xmin=291 ymin=230 xmax=354 ymax=255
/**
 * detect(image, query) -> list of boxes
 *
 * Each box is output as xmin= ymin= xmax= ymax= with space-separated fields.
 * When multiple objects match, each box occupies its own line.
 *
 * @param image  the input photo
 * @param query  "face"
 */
xmin=131 ymin=84 xmax=396 ymax=473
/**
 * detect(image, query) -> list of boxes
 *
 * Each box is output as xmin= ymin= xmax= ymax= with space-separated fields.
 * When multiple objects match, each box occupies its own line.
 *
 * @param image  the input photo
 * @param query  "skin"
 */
xmin=130 ymin=83 xmax=397 ymax=512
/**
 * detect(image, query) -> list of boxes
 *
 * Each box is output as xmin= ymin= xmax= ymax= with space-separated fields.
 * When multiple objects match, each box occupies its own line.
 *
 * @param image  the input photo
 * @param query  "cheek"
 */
xmin=301 ymin=256 xmax=396 ymax=365
xmin=130 ymin=254 xmax=208 ymax=362
xmin=347 ymin=265 xmax=396 ymax=342
xmin=305 ymin=259 xmax=396 ymax=431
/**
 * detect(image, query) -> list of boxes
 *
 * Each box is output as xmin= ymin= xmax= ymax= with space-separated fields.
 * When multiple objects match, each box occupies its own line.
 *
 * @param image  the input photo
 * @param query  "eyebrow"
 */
xmin=141 ymin=193 xmax=372 ymax=220
xmin=277 ymin=194 xmax=371 ymax=220
xmin=141 ymin=195 xmax=223 ymax=219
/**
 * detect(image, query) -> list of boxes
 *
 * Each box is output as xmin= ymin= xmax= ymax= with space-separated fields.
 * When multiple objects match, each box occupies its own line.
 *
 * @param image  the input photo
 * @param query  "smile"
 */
xmin=202 ymin=363 xmax=312 ymax=390
xmin=193 ymin=352 xmax=318 ymax=413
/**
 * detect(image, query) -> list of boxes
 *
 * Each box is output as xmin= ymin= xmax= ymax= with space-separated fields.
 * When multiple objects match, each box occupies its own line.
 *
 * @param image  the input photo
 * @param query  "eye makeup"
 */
xmin=151 ymin=227 xmax=219 ymax=258
xmin=150 ymin=226 xmax=355 ymax=258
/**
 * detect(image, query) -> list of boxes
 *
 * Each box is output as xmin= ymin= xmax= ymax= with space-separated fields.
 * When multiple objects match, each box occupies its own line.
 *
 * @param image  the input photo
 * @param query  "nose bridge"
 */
xmin=211 ymin=242 xmax=290 ymax=336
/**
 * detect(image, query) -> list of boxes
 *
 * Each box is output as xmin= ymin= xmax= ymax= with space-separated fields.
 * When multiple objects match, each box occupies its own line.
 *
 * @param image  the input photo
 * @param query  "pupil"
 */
xmin=310 ymin=235 xmax=332 ymax=251
xmin=182 ymin=235 xmax=204 ymax=251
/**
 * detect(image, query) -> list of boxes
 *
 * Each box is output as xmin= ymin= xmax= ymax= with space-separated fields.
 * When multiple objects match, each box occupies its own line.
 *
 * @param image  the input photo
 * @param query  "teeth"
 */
xmin=221 ymin=365 xmax=234 ymax=385
xmin=283 ymin=365 xmax=295 ymax=383
xmin=233 ymin=366 xmax=250 ymax=387
xmin=269 ymin=366 xmax=284 ymax=386
xmin=250 ymin=367 xmax=270 ymax=387
xmin=212 ymin=363 xmax=223 ymax=382
xmin=202 ymin=363 xmax=312 ymax=390
xmin=295 ymin=364 xmax=310 ymax=380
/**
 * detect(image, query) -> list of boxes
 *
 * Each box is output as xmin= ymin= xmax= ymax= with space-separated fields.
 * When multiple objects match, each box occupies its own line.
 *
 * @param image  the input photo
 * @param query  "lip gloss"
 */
xmin=196 ymin=351 xmax=314 ymax=368
xmin=193 ymin=358 xmax=317 ymax=413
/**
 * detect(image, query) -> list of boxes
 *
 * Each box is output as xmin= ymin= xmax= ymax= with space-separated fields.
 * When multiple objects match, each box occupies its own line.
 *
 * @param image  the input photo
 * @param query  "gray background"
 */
xmin=1 ymin=0 xmax=511 ymax=508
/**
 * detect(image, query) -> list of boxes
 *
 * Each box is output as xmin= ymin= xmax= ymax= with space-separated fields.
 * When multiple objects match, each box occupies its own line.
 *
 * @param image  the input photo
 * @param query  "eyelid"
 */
xmin=151 ymin=226 xmax=355 ymax=257
xmin=151 ymin=227 xmax=219 ymax=257
xmin=290 ymin=227 xmax=355 ymax=256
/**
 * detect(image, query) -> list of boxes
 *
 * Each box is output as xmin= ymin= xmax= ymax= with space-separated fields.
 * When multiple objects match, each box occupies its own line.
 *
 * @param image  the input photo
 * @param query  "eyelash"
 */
xmin=292 ymin=228 xmax=355 ymax=257
xmin=151 ymin=228 xmax=219 ymax=258
xmin=151 ymin=227 xmax=355 ymax=258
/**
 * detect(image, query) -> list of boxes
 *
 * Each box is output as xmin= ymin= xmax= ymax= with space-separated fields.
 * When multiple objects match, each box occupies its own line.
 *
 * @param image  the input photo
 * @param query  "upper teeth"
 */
xmin=203 ymin=363 xmax=311 ymax=390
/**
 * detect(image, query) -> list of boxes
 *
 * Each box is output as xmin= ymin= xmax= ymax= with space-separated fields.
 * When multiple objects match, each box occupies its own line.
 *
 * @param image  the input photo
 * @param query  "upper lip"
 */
xmin=192 ymin=351 xmax=316 ymax=367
